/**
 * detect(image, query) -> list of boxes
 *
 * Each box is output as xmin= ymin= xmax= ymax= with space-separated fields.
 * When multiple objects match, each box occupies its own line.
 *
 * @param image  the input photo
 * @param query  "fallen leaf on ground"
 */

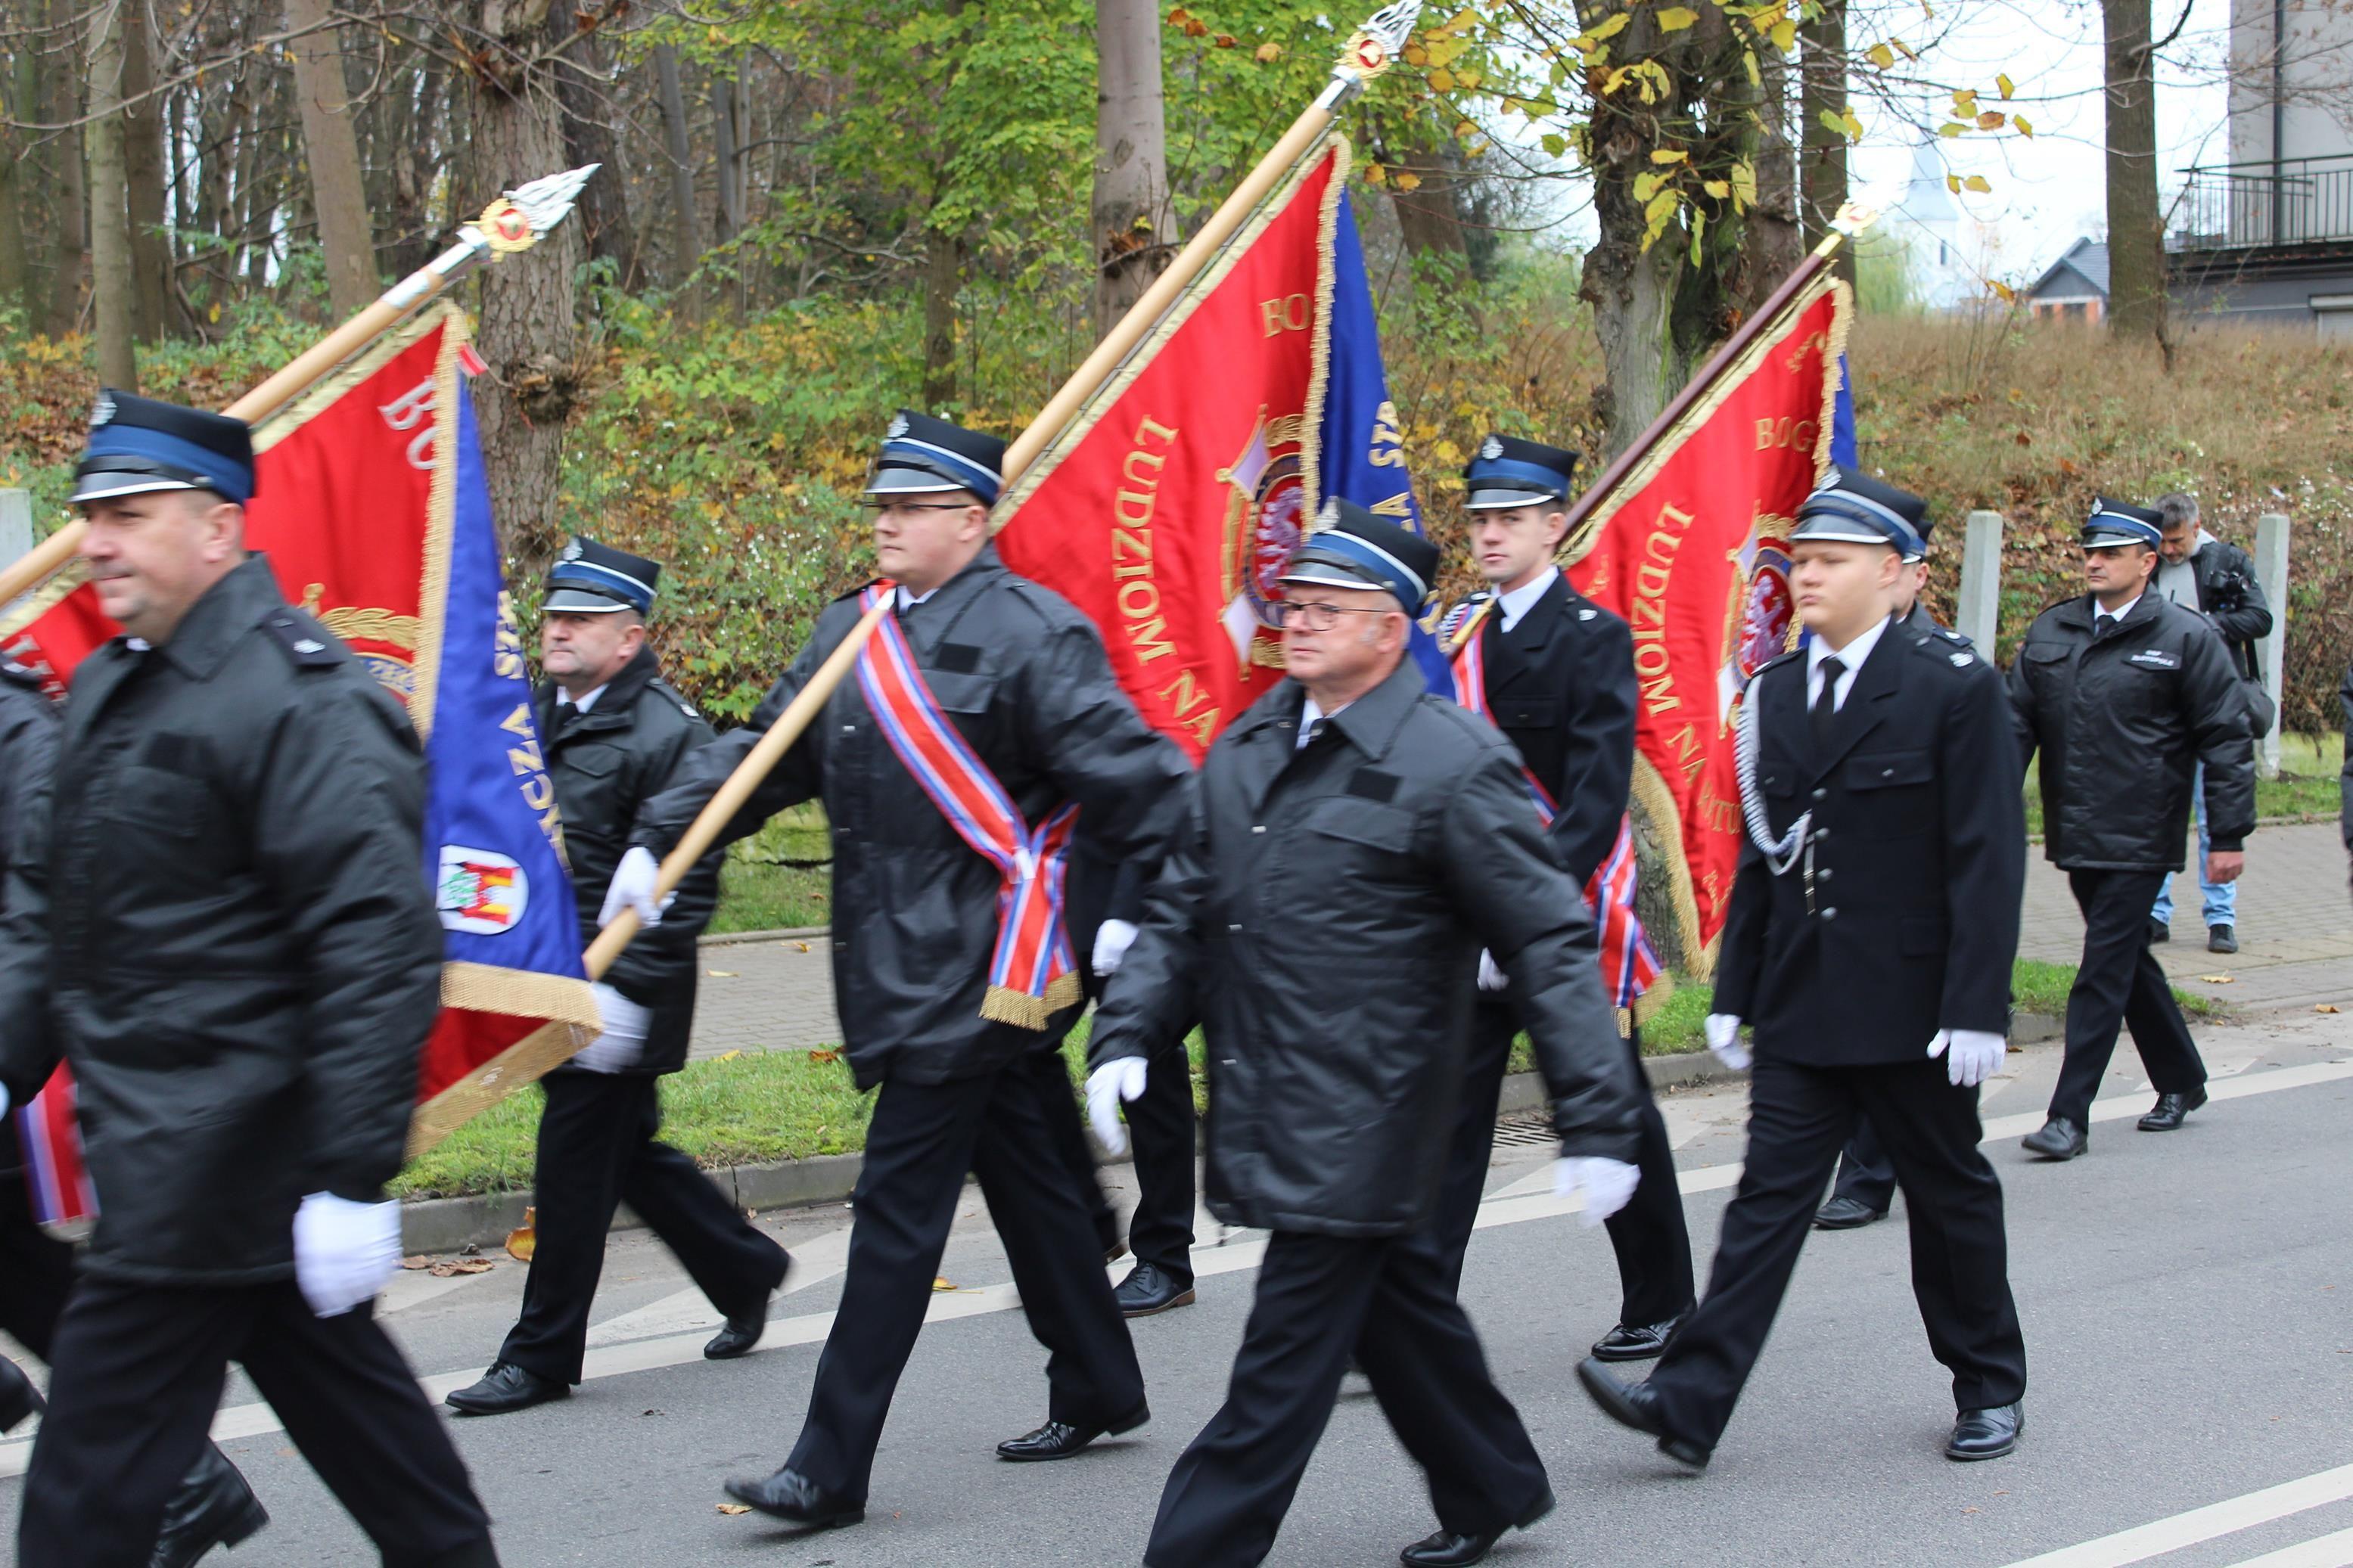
xmin=713 ymin=1049 xmax=743 ymax=1062
xmin=793 ymin=941 xmax=810 ymax=952
xmin=932 ymin=1276 xmax=955 ymax=1292
xmin=431 ymin=1257 xmax=496 ymax=1277
xmin=400 ymin=1256 xmax=434 ymax=1271
xmin=809 ymin=1048 xmax=840 ymax=1063
xmin=707 ymin=969 xmax=738 ymax=978
xmin=2317 ymin=1004 xmax=2341 ymax=1014
xmin=716 ymin=1503 xmax=751 ymax=1515
xmin=2198 ymin=974 xmax=2236 ymax=984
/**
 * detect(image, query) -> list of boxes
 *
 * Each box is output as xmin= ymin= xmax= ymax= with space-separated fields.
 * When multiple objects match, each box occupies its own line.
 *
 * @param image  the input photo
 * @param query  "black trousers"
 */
xmin=1145 ymin=1228 xmax=1550 ymax=1567
xmin=20 ymin=1276 xmax=496 ymax=1568
xmin=1645 ymin=1056 xmax=2026 ymax=1450
xmin=2052 ymin=868 xmax=2208 ymax=1126
xmin=1438 ymin=1001 xmax=1692 ymax=1324
xmin=1026 ymin=1045 xmax=1124 ymax=1258
xmin=1829 ymin=1116 xmax=1896 ymax=1213
xmin=1119 ymin=1032 xmax=1199 ymax=1286
xmin=499 ymin=1070 xmax=790 ymax=1384
xmin=785 ymin=1062 xmax=1145 ymax=1501
xmin=0 ymin=1169 xmax=76 ymax=1360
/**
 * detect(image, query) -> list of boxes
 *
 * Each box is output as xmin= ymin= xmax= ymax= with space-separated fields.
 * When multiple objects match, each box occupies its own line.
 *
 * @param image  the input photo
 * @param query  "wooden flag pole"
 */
xmin=0 ymin=166 xmax=600 ymax=610
xmin=1562 ymin=203 xmax=1878 ymax=534
xmin=580 ymin=2 xmax=1430 ymax=980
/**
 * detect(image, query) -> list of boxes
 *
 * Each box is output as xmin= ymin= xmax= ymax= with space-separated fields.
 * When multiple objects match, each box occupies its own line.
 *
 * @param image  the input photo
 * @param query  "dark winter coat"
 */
xmin=0 ymin=663 xmax=58 ymax=1179
xmin=539 ymin=644 xmax=720 ymax=1077
xmin=2006 ymin=591 xmax=2255 ymax=871
xmin=634 ymin=546 xmax=1193 ymax=1089
xmin=1714 ymin=617 xmax=2025 ymax=1067
xmin=0 ymin=557 xmax=443 ymax=1286
xmin=1089 ymin=656 xmax=1643 ymax=1238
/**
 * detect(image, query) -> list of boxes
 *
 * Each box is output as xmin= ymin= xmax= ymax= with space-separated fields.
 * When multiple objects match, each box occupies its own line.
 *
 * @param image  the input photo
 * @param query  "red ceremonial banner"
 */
xmin=1563 ymin=278 xmax=1851 ymax=974
xmin=998 ymin=144 xmax=1346 ymax=762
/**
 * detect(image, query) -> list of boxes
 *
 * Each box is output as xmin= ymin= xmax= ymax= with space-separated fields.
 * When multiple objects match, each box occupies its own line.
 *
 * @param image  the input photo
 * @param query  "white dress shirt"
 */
xmin=1297 ymin=694 xmax=1347 ymax=750
xmin=1495 ymin=566 xmax=1559 ymax=634
xmin=895 ymin=583 xmax=942 ymax=613
xmin=1805 ymin=613 xmax=1891 ymax=714
xmin=2093 ymin=591 xmax=2142 ymax=635
xmin=557 ymin=682 xmax=609 ymax=716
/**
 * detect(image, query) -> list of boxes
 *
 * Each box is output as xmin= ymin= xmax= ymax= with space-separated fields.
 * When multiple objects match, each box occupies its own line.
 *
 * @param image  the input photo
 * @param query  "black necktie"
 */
xmin=2094 ymin=613 xmax=2116 ymax=641
xmin=1812 ymin=657 xmax=1845 ymax=752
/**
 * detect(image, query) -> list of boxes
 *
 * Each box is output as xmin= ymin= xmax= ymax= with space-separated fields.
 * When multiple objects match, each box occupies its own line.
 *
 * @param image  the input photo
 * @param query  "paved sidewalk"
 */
xmin=687 ymin=820 xmax=2353 ymax=1059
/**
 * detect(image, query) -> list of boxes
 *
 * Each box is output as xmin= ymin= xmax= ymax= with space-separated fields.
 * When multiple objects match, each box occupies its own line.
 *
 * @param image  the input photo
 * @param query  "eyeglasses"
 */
xmin=1270 ymin=600 xmax=1393 ymax=632
xmin=864 ymin=501 xmax=975 ymax=517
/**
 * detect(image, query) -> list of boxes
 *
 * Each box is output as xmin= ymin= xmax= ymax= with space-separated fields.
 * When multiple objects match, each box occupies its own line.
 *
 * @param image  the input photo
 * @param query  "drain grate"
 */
xmin=1491 ymin=1110 xmax=1557 ymax=1149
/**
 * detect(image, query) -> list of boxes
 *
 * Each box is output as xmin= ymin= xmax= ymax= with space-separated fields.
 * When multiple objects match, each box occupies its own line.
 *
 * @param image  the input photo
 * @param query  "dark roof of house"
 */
xmin=2026 ymin=237 xmax=2110 ymax=300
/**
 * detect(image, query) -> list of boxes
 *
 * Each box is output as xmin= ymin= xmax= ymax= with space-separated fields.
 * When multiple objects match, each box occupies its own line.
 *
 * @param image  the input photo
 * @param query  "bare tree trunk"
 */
xmin=922 ymin=225 xmax=959 ymax=408
xmin=2103 ymin=0 xmax=2168 ymax=355
xmin=1388 ymin=143 xmax=1475 ymax=265
xmin=1581 ymin=56 xmax=1689 ymax=457
xmin=653 ymin=44 xmax=701 ymax=306
xmin=42 ymin=0 xmax=85 ymax=337
xmin=120 ymin=4 xmax=169 ymax=340
xmin=86 ymin=0 xmax=138 ymax=387
xmin=1798 ymin=2 xmax=1854 ymax=284
xmin=1742 ymin=42 xmax=1803 ymax=306
xmin=0 ymin=38 xmax=29 ymax=322
xmin=1092 ymin=0 xmax=1172 ymax=338
xmin=549 ymin=20 xmax=639 ymax=290
xmin=284 ymin=0 xmax=378 ymax=319
xmin=471 ymin=0 xmax=582 ymax=579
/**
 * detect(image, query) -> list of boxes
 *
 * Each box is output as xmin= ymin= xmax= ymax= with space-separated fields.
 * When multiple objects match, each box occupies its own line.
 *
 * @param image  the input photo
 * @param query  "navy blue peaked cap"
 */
xmin=1791 ymin=467 xmax=1931 ymax=560
xmin=1465 ymin=433 xmax=1578 ymax=511
xmin=2081 ymin=495 xmax=2163 ymax=551
xmin=866 ymin=410 xmax=1006 ymax=507
xmin=1278 ymin=498 xmax=1438 ymax=615
xmin=547 ymin=537 xmax=661 ymax=615
xmin=72 ymin=390 xmax=256 ymax=506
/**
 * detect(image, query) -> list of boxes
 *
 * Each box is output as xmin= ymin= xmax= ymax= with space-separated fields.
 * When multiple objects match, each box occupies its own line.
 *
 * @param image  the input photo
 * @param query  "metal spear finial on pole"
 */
xmin=0 ymin=166 xmax=601 ymax=611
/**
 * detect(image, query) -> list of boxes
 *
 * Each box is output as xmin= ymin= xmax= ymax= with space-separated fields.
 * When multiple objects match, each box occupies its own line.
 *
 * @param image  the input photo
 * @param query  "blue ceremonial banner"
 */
xmin=1317 ymin=190 xmax=1451 ymax=691
xmin=1829 ymin=356 xmax=1858 ymax=468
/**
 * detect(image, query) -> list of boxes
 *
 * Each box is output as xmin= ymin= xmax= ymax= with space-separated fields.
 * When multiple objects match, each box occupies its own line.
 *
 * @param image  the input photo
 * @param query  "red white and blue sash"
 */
xmin=853 ymin=583 xmax=1083 ymax=1029
xmin=1450 ymin=615 xmax=1661 ymax=1010
xmin=17 ymin=1064 xmax=95 ymax=1239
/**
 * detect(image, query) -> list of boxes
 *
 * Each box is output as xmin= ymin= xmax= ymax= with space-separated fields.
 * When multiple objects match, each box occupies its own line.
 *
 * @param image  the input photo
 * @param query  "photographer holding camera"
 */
xmin=2151 ymin=492 xmax=2274 ymax=954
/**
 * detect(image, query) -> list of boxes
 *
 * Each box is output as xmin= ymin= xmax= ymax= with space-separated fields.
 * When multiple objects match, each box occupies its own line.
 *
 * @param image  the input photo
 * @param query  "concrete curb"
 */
xmin=399 ymin=1014 xmax=2064 ymax=1256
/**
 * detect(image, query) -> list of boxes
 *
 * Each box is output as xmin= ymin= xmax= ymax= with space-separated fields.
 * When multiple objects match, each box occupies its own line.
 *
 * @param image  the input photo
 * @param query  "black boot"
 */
xmin=149 ymin=1444 xmax=269 ymax=1568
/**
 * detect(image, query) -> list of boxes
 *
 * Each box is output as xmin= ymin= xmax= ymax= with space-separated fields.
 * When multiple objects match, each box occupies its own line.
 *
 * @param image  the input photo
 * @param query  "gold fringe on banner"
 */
xmin=980 ymin=971 xmax=1085 ymax=1032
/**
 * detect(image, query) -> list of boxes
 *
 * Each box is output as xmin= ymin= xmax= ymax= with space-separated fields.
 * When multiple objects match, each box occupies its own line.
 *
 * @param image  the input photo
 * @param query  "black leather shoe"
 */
xmin=1575 ymin=1358 xmax=1710 ymax=1470
xmin=2207 ymin=924 xmax=2237 ymax=955
xmin=2138 ymin=1088 xmax=2208 ymax=1132
xmin=705 ymin=1302 xmax=769 ymax=1361
xmin=996 ymin=1402 xmax=1149 ymax=1462
xmin=722 ymin=1467 xmax=864 ymax=1529
xmin=1812 ymin=1195 xmax=1887 ymax=1230
xmin=2022 ymin=1117 xmax=2087 ymax=1160
xmin=444 ymin=1360 xmax=570 ymax=1416
xmin=1946 ymin=1402 xmax=2024 ymax=1461
xmin=1590 ymin=1312 xmax=1685 ymax=1362
xmin=0 ymin=1356 xmax=40 ymax=1432
xmin=1397 ymin=1487 xmax=1555 ymax=1566
xmin=2147 ymin=918 xmax=2171 ymax=944
xmin=1114 ymin=1262 xmax=1196 ymax=1318
xmin=150 ymin=1444 xmax=269 ymax=1568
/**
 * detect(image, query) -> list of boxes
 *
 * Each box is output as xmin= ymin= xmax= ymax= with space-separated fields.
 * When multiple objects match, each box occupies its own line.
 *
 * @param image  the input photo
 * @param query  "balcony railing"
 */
xmin=2168 ymin=154 xmax=2353 ymax=251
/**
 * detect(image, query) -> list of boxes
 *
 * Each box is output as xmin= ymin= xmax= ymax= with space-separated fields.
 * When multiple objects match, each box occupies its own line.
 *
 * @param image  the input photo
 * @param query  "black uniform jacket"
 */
xmin=635 ymin=547 xmax=1192 ymax=1089
xmin=2006 ymin=591 xmax=2254 ymax=871
xmin=0 ymin=557 xmax=443 ymax=1286
xmin=1713 ymin=616 xmax=2025 ymax=1068
xmin=0 ymin=663 xmax=57 ymax=1179
xmin=1466 ymin=572 xmax=1636 ymax=886
xmin=539 ymin=644 xmax=720 ymax=1077
xmin=1089 ymin=657 xmax=1643 ymax=1238
xmin=2339 ymin=660 xmax=2351 ymax=861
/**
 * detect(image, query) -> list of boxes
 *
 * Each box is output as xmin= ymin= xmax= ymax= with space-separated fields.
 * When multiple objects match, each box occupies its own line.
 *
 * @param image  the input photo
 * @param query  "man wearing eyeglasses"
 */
xmin=2009 ymin=496 xmax=2254 ymax=1162
xmin=1088 ymin=501 xmax=1643 ymax=1567
xmin=610 ymin=410 xmax=1193 ymax=1531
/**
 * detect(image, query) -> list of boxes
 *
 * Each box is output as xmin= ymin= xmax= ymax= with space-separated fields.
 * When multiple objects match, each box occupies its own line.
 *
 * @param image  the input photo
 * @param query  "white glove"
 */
xmin=1704 ymin=1013 xmax=1751 ymax=1071
xmin=1553 ymin=1157 xmax=1640 ymax=1228
xmin=571 ymin=981 xmax=653 ymax=1074
xmin=598 ymin=845 xmax=674 ymax=929
xmin=292 ymin=1192 xmax=403 ymax=1318
xmin=1476 ymin=950 xmax=1508 ymax=992
xmin=1086 ymin=1057 xmax=1149 ymax=1156
xmin=1928 ymin=1027 xmax=2006 ymax=1088
xmin=0 ymin=1083 xmax=11 ymax=1120
xmin=1092 ymin=919 xmax=1139 ymax=977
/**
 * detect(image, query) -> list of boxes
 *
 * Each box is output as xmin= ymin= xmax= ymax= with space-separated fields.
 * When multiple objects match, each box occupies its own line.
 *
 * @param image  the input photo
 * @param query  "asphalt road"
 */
xmin=5 ymin=1008 xmax=2352 ymax=1567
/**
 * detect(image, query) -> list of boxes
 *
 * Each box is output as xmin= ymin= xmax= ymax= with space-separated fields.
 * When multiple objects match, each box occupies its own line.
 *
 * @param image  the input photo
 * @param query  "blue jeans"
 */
xmin=2152 ymin=762 xmax=2236 ymax=928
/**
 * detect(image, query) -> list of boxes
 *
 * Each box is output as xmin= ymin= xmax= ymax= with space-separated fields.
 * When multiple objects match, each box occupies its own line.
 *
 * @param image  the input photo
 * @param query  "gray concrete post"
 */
xmin=0 ymin=490 xmax=31 ymax=570
xmin=2254 ymin=511 xmax=2289 ymax=779
xmin=1957 ymin=509 xmax=2003 ymax=654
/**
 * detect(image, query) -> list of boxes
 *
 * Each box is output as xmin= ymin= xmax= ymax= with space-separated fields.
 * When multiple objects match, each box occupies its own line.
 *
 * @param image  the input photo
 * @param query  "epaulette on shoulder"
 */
xmin=1754 ymin=645 xmax=1806 ymax=678
xmin=259 ymin=610 xmax=342 ymax=670
xmin=650 ymin=677 xmax=701 ymax=722
xmin=1911 ymin=625 xmax=1982 ymax=669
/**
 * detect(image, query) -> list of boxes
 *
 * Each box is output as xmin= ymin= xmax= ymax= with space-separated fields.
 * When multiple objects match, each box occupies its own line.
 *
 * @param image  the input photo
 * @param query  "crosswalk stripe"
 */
xmin=2222 ymin=1525 xmax=2353 ymax=1568
xmin=1997 ymin=1461 xmax=2353 ymax=1567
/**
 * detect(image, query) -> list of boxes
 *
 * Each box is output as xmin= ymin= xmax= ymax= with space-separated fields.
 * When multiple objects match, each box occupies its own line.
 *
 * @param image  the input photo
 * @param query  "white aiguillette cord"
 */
xmin=1733 ymin=691 xmax=1809 ymax=877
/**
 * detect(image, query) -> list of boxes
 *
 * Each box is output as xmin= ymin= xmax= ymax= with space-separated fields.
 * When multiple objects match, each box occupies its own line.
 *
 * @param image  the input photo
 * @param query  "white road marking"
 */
xmin=2222 ymin=1526 xmax=2353 ymax=1568
xmin=1995 ymin=1459 xmax=2353 ymax=1567
xmin=2 ymin=1057 xmax=2345 ymax=1483
xmin=379 ymin=1268 xmax=492 ymax=1317
xmin=584 ymin=1222 xmax=854 ymax=1349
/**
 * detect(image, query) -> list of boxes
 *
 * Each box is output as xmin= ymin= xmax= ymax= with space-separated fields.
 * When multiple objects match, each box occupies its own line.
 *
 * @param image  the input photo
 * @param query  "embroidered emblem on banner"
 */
xmin=1218 ymin=409 xmax=1310 ymax=672
xmin=437 ymin=846 xmax=528 ymax=933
